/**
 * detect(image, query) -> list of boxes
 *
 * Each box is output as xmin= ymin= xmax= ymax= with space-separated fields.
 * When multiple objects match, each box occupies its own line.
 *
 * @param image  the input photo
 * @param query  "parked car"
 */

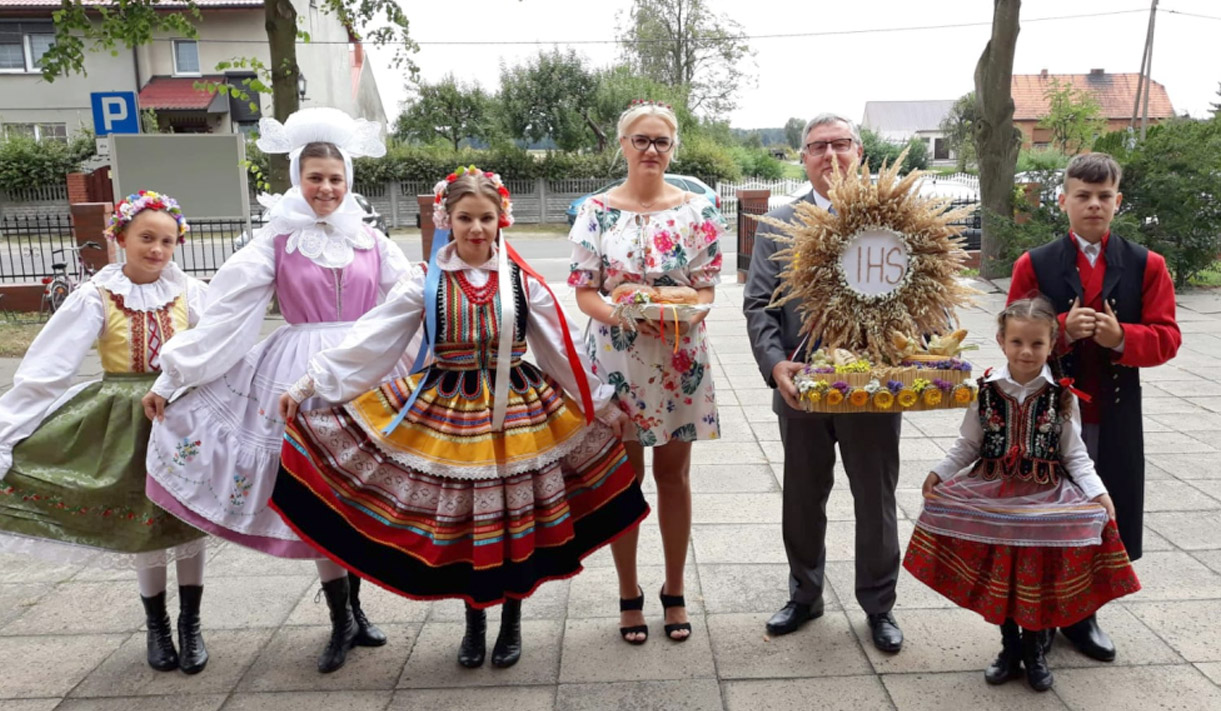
xmin=565 ymin=174 xmax=721 ymax=226
xmin=234 ymin=192 xmax=386 ymax=249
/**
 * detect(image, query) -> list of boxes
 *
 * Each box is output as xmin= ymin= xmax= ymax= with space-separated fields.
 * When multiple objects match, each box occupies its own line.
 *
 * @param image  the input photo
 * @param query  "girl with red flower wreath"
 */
xmin=903 ymin=296 xmax=1139 ymax=693
xmin=272 ymin=168 xmax=648 ymax=670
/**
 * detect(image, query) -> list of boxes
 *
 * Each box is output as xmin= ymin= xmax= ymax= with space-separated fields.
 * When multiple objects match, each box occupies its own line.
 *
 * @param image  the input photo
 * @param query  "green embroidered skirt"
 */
xmin=1 ymin=373 xmax=206 ymax=559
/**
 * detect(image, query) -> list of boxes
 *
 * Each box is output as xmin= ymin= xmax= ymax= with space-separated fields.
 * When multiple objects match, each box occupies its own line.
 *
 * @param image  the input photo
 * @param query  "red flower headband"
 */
xmin=629 ymin=99 xmax=673 ymax=110
xmin=432 ymin=165 xmax=514 ymax=230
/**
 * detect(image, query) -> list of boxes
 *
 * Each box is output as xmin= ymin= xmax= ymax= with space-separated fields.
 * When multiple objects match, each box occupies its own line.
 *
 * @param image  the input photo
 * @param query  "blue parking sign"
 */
xmin=91 ymin=92 xmax=139 ymax=136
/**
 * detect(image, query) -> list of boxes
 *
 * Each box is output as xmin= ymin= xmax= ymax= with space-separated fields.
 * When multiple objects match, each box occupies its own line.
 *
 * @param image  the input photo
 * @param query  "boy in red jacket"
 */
xmin=1008 ymin=152 xmax=1180 ymax=662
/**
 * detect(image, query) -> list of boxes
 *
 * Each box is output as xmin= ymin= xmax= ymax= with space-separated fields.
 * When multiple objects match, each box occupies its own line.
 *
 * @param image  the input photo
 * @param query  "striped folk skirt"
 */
xmin=273 ymin=362 xmax=649 ymax=607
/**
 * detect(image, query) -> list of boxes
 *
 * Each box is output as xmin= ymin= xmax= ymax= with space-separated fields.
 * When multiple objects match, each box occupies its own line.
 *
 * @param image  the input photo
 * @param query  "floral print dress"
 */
xmin=568 ymin=194 xmax=726 ymax=446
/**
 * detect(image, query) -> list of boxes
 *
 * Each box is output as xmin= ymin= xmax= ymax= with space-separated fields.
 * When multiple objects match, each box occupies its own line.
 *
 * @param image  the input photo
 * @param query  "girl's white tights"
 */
xmin=315 ymin=558 xmax=347 ymax=583
xmin=134 ymin=551 xmax=206 ymax=597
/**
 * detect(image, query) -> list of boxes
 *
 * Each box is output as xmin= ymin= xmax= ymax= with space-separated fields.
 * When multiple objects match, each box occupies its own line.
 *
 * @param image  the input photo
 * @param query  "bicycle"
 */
xmin=41 ymin=241 xmax=103 ymax=315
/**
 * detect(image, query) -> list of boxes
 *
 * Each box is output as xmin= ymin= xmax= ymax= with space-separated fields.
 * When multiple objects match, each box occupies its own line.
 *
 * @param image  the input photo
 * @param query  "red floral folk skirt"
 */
xmin=903 ymin=473 xmax=1140 ymax=629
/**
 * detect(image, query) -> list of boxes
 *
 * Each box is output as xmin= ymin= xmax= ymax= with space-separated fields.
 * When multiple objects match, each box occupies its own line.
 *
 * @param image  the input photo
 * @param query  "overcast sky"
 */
xmin=361 ymin=0 xmax=1220 ymax=130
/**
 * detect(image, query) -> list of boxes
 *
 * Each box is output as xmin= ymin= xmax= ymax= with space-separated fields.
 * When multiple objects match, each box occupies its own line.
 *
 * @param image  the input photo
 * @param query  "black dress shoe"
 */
xmin=1060 ymin=614 xmax=1116 ymax=662
xmin=984 ymin=619 xmax=1023 ymax=685
xmin=1022 ymin=628 xmax=1054 ymax=691
xmin=867 ymin=612 xmax=903 ymax=653
xmin=765 ymin=599 xmax=824 ymax=636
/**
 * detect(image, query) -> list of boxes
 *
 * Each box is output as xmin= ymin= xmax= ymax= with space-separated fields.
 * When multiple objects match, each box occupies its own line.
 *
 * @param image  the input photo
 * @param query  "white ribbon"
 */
xmin=490 ymin=232 xmax=515 ymax=431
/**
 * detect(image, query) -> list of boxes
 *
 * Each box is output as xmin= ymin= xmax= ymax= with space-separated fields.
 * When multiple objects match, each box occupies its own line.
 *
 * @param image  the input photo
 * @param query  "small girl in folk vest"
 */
xmin=903 ymin=296 xmax=1139 ymax=692
xmin=0 ymin=191 xmax=211 ymax=674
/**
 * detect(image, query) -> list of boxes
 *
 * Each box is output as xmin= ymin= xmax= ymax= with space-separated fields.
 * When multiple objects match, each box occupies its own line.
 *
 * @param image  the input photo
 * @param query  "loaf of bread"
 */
xmin=653 ymin=286 xmax=699 ymax=305
xmin=611 ymin=284 xmax=659 ymax=304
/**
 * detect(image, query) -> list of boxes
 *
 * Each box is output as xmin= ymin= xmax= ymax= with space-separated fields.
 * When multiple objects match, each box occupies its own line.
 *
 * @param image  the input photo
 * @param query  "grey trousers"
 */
xmin=778 ymin=411 xmax=902 ymax=614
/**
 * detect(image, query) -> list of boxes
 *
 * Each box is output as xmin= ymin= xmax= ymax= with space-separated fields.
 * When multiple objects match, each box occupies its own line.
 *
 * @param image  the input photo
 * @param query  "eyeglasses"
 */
xmin=804 ymin=138 xmax=856 ymax=154
xmin=628 ymin=134 xmax=674 ymax=153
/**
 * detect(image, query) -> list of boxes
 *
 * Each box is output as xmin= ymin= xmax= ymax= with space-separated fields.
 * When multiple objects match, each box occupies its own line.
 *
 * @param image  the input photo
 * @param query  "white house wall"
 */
xmin=0 ymin=38 xmax=136 ymax=137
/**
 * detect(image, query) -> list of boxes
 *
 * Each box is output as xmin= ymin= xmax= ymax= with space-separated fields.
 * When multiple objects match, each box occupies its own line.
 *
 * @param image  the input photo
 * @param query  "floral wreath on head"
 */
xmin=432 ymin=165 xmax=514 ymax=230
xmin=104 ymin=190 xmax=190 ymax=243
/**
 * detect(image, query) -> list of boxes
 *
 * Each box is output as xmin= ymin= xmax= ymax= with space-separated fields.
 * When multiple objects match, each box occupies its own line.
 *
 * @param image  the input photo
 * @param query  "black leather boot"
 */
xmin=176 ymin=585 xmax=208 ymax=674
xmin=1022 ymin=628 xmax=1054 ymax=691
xmin=984 ymin=619 xmax=1023 ymax=685
xmin=318 ymin=577 xmax=359 ymax=673
xmin=348 ymin=576 xmax=387 ymax=647
xmin=458 ymin=603 xmax=487 ymax=668
xmin=491 ymin=598 xmax=522 ymax=668
xmin=140 ymin=592 xmax=178 ymax=672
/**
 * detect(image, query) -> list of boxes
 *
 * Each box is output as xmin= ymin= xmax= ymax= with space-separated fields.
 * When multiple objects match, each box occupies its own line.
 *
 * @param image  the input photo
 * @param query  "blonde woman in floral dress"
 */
xmin=569 ymin=101 xmax=726 ymax=643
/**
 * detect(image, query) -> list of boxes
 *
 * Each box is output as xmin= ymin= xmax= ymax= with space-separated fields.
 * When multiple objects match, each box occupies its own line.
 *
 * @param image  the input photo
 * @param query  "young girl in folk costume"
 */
xmin=140 ymin=108 xmax=414 ymax=673
xmin=903 ymin=297 xmax=1140 ymax=692
xmin=274 ymin=168 xmax=649 ymax=669
xmin=0 ymin=192 xmax=210 ymax=674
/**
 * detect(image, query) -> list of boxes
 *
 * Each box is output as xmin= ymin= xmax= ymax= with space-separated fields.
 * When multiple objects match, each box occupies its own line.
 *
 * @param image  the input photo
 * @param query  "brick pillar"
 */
xmin=66 ymin=173 xmax=89 ymax=204
xmin=735 ymin=189 xmax=770 ymax=283
xmin=70 ymin=202 xmax=117 ymax=270
xmin=418 ymin=194 xmax=438 ymax=261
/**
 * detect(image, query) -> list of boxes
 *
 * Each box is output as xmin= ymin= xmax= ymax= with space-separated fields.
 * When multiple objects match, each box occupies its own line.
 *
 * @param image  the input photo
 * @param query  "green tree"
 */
xmin=587 ymin=64 xmax=693 ymax=152
xmin=1120 ymin=117 xmax=1221 ymax=287
xmin=497 ymin=49 xmax=601 ymax=152
xmin=619 ymin=0 xmax=754 ymax=118
xmin=784 ymin=117 xmax=806 ymax=150
xmin=860 ymin=129 xmax=927 ymax=175
xmin=395 ymin=74 xmax=491 ymax=151
xmin=1037 ymin=77 xmax=1106 ymax=154
xmin=0 ymin=130 xmax=97 ymax=191
xmin=39 ymin=0 xmax=416 ymax=192
xmin=940 ymin=92 xmax=979 ymax=172
xmin=1211 ymin=81 xmax=1220 ymax=117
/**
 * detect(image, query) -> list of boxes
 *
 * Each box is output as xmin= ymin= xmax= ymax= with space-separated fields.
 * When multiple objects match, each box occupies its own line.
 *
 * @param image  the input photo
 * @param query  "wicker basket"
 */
xmin=795 ymin=363 xmax=976 ymax=414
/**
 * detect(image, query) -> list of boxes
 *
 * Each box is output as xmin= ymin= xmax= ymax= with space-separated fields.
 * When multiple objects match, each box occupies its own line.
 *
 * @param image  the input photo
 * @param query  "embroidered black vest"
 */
xmin=972 ymin=379 xmax=1065 ymax=486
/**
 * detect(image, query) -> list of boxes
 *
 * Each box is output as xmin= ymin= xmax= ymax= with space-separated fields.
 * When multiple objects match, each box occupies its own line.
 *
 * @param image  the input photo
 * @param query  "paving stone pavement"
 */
xmin=1 ymin=281 xmax=1220 ymax=710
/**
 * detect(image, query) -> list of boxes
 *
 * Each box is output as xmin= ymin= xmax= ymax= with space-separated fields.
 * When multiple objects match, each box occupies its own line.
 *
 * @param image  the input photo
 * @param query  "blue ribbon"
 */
xmin=382 ymin=229 xmax=449 ymax=435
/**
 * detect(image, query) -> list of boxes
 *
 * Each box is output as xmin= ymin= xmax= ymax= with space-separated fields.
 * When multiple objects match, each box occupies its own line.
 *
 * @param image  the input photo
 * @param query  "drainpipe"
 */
xmin=132 ymin=46 xmax=141 ymax=92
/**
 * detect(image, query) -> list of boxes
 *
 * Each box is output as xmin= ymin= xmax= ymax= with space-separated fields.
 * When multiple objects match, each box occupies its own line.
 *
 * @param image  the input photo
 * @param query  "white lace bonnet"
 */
xmin=255 ymin=107 xmax=386 ymax=187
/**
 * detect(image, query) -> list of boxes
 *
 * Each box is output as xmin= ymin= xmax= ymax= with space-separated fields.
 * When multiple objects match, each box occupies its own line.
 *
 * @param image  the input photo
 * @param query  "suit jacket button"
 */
xmin=1113 ymin=373 xmax=1119 ymax=380
xmin=1115 ymin=397 xmax=1121 ymax=403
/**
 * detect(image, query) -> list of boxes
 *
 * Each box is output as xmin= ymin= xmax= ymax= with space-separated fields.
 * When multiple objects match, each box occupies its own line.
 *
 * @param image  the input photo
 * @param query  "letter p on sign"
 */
xmin=90 ymin=92 xmax=139 ymax=136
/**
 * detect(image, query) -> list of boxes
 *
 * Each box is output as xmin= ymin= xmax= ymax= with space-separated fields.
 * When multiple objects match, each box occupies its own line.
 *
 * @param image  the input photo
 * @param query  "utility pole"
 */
xmin=1130 ymin=0 xmax=1158 ymax=140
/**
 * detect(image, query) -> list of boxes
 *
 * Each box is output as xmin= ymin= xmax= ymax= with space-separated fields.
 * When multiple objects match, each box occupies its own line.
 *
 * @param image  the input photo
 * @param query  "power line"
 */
xmin=148 ymin=7 xmax=1152 ymax=47
xmin=1161 ymin=8 xmax=1221 ymax=21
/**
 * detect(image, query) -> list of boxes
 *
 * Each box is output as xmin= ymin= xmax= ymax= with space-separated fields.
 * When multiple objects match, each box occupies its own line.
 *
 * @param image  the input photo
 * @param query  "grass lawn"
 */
xmin=1189 ymin=262 xmax=1221 ymax=288
xmin=0 ymin=320 xmax=46 ymax=358
xmin=780 ymin=162 xmax=806 ymax=180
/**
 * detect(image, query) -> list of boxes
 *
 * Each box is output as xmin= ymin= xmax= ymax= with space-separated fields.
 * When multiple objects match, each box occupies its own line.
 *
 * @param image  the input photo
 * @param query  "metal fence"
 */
xmin=0 ymin=213 xmax=77 ymax=283
xmin=170 ymin=218 xmax=253 ymax=278
xmin=718 ymin=178 xmax=807 ymax=219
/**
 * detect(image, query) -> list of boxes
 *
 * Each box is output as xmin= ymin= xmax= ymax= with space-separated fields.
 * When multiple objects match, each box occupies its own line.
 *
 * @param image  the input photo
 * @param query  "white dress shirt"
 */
xmin=931 ymin=363 xmax=1108 ymax=500
xmin=1073 ymin=232 xmax=1103 ymax=267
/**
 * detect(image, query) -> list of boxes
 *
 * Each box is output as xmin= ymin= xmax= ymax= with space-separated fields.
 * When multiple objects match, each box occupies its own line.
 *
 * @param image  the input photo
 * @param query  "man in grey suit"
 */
xmin=743 ymin=113 xmax=903 ymax=653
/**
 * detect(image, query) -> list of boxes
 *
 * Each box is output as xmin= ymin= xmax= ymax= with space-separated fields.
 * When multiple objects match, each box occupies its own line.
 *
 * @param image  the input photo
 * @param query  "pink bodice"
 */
xmin=273 ymin=233 xmax=382 ymax=323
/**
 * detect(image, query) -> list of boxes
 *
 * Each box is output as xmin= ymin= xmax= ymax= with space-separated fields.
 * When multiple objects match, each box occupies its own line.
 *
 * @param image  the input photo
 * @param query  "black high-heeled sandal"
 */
xmin=619 ymin=586 xmax=648 ymax=645
xmin=659 ymin=585 xmax=692 ymax=642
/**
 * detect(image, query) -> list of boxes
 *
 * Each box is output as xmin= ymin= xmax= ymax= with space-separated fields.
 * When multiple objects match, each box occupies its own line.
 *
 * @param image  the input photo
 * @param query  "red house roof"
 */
xmin=1012 ymin=70 xmax=1175 ymax=121
xmin=138 ymin=76 xmax=224 ymax=111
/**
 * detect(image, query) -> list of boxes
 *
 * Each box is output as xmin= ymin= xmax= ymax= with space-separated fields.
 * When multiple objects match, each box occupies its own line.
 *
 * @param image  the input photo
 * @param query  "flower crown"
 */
xmin=629 ymin=99 xmax=673 ymax=110
xmin=432 ymin=166 xmax=514 ymax=230
xmin=105 ymin=190 xmax=190 ymax=243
